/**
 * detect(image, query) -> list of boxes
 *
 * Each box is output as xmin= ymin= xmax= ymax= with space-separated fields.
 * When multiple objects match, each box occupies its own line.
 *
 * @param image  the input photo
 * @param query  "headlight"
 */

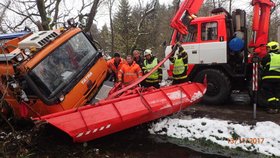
xmin=24 ymin=48 xmax=31 ymax=56
xmin=59 ymin=95 xmax=65 ymax=102
xmin=16 ymin=53 xmax=24 ymax=62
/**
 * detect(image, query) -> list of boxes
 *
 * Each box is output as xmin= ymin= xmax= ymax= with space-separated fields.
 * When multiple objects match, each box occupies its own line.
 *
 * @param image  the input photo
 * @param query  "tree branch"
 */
xmin=137 ymin=0 xmax=156 ymax=31
xmin=0 ymin=1 xmax=11 ymax=33
xmin=13 ymin=15 xmax=32 ymax=30
xmin=131 ymin=0 xmax=157 ymax=52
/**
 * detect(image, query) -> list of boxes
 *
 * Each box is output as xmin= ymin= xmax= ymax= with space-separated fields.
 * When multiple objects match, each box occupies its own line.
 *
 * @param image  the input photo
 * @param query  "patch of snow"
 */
xmin=160 ymin=80 xmax=173 ymax=87
xmin=149 ymin=118 xmax=280 ymax=157
xmin=190 ymin=92 xmax=203 ymax=102
xmin=159 ymin=80 xmax=167 ymax=86
xmin=166 ymin=91 xmax=186 ymax=100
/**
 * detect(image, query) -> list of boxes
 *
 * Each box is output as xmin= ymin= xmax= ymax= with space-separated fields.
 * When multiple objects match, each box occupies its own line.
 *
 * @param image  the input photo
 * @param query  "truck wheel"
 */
xmin=193 ymin=69 xmax=231 ymax=104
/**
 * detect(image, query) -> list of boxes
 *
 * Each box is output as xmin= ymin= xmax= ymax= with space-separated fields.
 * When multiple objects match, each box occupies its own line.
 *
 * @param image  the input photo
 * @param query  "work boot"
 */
xmin=267 ymin=108 xmax=279 ymax=114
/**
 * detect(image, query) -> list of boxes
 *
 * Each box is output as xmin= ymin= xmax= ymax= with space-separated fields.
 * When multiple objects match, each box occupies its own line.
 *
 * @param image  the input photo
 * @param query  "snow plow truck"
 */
xmin=0 ymin=23 xmax=108 ymax=119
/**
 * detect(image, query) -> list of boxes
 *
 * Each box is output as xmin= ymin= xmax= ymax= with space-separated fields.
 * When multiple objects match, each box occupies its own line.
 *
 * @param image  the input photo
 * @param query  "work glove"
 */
xmin=171 ymin=42 xmax=181 ymax=51
xmin=179 ymin=46 xmax=184 ymax=53
xmin=170 ymin=47 xmax=176 ymax=56
xmin=171 ymin=46 xmax=178 ymax=56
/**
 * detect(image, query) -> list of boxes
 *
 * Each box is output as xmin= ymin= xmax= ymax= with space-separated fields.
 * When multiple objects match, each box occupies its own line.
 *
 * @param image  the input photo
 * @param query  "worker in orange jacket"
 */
xmin=107 ymin=52 xmax=126 ymax=82
xmin=118 ymin=55 xmax=143 ymax=85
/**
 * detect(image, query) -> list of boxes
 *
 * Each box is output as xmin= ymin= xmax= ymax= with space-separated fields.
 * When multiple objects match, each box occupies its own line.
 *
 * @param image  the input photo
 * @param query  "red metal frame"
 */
xmin=249 ymin=0 xmax=275 ymax=58
xmin=38 ymin=82 xmax=206 ymax=142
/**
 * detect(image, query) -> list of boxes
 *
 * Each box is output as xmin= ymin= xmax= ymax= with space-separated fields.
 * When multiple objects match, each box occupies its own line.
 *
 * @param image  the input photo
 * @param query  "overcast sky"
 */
xmin=94 ymin=0 xmax=252 ymax=29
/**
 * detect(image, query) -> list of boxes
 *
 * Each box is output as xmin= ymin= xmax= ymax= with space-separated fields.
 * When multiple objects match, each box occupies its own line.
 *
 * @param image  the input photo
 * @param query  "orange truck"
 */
xmin=0 ymin=24 xmax=108 ymax=119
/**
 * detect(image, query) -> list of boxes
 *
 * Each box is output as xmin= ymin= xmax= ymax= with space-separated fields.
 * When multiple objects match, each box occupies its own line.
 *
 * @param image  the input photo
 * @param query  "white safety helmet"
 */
xmin=144 ymin=49 xmax=152 ymax=56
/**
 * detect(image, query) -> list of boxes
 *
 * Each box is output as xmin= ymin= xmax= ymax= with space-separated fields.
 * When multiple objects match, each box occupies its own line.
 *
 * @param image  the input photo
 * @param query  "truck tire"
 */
xmin=193 ymin=69 xmax=231 ymax=105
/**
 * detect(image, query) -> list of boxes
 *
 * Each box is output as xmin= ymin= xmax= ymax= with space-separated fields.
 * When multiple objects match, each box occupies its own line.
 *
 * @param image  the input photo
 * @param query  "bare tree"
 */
xmin=107 ymin=0 xmax=116 ymax=52
xmin=36 ymin=0 xmax=50 ymax=30
xmin=50 ymin=0 xmax=62 ymax=28
xmin=229 ymin=0 xmax=233 ymax=13
xmin=84 ymin=0 xmax=103 ymax=33
xmin=212 ymin=0 xmax=216 ymax=8
xmin=0 ymin=0 xmax=104 ymax=31
xmin=71 ymin=0 xmax=102 ymax=28
xmin=76 ymin=0 xmax=94 ymax=23
xmin=217 ymin=0 xmax=228 ymax=8
xmin=131 ymin=0 xmax=157 ymax=52
xmin=0 ymin=0 xmax=62 ymax=31
xmin=271 ymin=1 xmax=280 ymax=15
xmin=269 ymin=1 xmax=280 ymax=41
xmin=0 ymin=0 xmax=11 ymax=33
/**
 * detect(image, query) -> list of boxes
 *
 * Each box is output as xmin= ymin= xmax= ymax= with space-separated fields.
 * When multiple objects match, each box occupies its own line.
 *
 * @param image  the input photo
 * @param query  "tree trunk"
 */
xmin=50 ymin=0 xmax=62 ymax=29
xmin=0 ymin=1 xmax=11 ymax=33
xmin=218 ymin=0 xmax=221 ymax=7
xmin=36 ymin=0 xmax=50 ymax=30
xmin=84 ymin=0 xmax=100 ymax=33
xmin=212 ymin=0 xmax=216 ymax=8
xmin=109 ymin=0 xmax=115 ymax=53
xmin=229 ymin=0 xmax=232 ymax=13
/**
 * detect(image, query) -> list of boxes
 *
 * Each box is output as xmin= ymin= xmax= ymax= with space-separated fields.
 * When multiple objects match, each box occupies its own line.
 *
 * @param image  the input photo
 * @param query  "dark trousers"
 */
xmin=143 ymin=81 xmax=160 ymax=89
xmin=108 ymin=72 xmax=117 ymax=82
xmin=261 ymin=79 xmax=280 ymax=109
xmin=173 ymin=78 xmax=188 ymax=85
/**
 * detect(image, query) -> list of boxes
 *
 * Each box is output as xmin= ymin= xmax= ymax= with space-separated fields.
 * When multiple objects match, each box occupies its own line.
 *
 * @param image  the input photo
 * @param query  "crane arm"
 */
xmin=249 ymin=0 xmax=275 ymax=58
xmin=170 ymin=0 xmax=204 ymax=35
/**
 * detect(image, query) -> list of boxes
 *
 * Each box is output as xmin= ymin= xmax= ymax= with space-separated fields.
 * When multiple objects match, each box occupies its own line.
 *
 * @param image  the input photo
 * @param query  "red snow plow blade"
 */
xmin=37 ymin=82 xmax=206 ymax=142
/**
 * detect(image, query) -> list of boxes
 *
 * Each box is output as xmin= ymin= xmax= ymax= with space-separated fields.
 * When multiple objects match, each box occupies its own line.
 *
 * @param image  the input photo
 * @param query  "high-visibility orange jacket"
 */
xmin=107 ymin=58 xmax=126 ymax=74
xmin=118 ymin=62 xmax=143 ymax=85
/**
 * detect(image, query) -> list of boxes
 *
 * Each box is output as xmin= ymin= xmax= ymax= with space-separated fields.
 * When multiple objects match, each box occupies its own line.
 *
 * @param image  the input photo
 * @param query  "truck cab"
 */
xmin=167 ymin=14 xmax=228 ymax=65
xmin=165 ymin=9 xmax=249 ymax=104
xmin=0 ymin=27 xmax=108 ymax=118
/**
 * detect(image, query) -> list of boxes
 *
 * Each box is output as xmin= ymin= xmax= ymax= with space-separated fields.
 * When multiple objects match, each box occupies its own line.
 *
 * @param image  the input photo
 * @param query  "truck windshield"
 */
xmin=30 ymin=32 xmax=97 ymax=96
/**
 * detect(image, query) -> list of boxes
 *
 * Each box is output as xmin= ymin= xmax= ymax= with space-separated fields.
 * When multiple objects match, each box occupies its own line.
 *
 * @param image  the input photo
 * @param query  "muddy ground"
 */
xmin=186 ymin=92 xmax=280 ymax=125
xmin=0 ymin=92 xmax=279 ymax=158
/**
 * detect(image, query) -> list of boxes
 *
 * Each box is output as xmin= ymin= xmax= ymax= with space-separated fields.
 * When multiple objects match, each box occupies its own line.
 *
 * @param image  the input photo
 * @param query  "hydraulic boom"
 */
xmin=171 ymin=0 xmax=204 ymax=35
xmin=249 ymin=0 xmax=275 ymax=58
xmin=171 ymin=0 xmax=274 ymax=56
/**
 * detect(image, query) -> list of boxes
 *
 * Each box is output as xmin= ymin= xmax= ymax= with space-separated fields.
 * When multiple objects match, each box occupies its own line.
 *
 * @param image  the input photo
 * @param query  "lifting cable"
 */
xmin=175 ymin=85 xmax=185 ymax=117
